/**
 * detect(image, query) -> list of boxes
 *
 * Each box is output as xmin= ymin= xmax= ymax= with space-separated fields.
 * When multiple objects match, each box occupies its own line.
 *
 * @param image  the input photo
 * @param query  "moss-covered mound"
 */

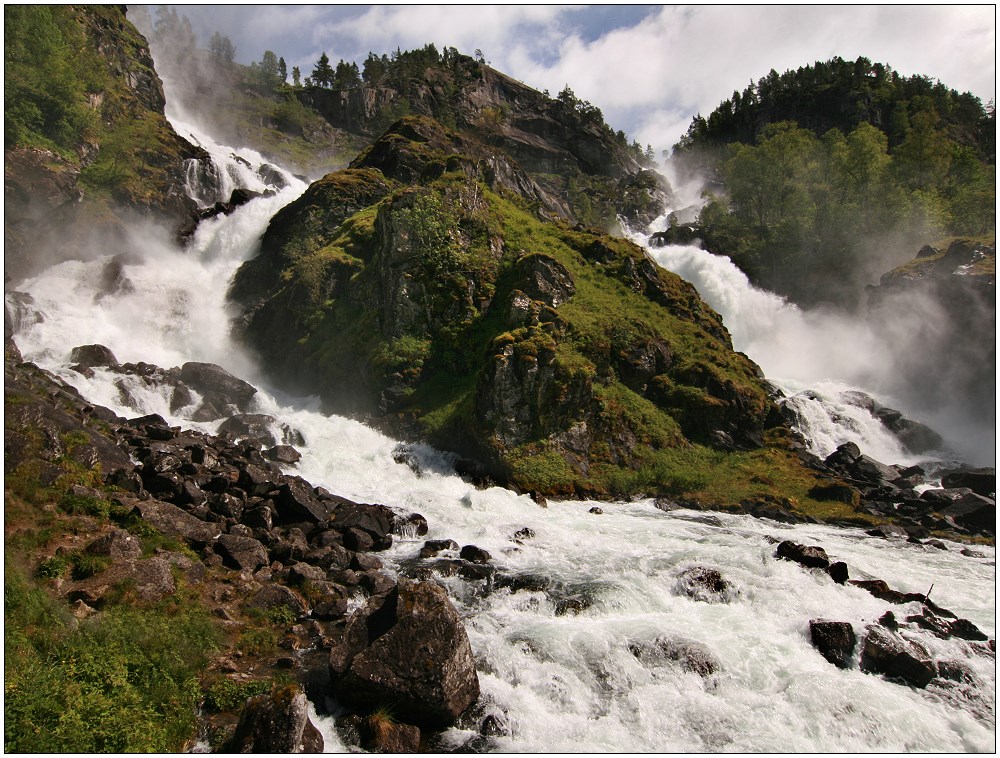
xmin=232 ymin=116 xmax=790 ymax=498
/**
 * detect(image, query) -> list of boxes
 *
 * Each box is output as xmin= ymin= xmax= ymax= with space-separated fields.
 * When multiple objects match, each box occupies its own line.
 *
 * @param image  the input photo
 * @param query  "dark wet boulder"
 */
xmin=775 ymin=541 xmax=830 ymax=569
xmin=826 ymin=561 xmax=849 ymax=585
xmin=393 ymin=512 xmax=429 ymax=537
xmin=849 ymin=579 xmax=909 ymax=604
xmin=179 ymin=361 xmax=257 ymax=413
xmin=460 ymin=544 xmax=492 ymax=564
xmin=263 ymin=444 xmax=302 ymax=464
xmin=675 ymin=566 xmax=730 ymax=602
xmin=223 ymin=684 xmax=323 ymax=753
xmin=69 ymin=343 xmax=120 ymax=368
xmin=419 ymin=539 xmax=459 ymax=558
xmin=941 ymin=467 xmax=996 ymax=498
xmin=809 ymin=620 xmax=856 ymax=669
xmin=329 ymin=500 xmax=395 ymax=550
xmin=859 ymin=625 xmax=936 ymax=688
xmin=950 ymin=617 xmax=989 ymax=641
xmin=275 ymin=477 xmax=330 ymax=524
xmin=850 ymin=454 xmax=901 ymax=485
xmin=329 ymin=580 xmax=480 ymax=729
xmin=824 ymin=442 xmax=862 ymax=468
xmin=936 ymin=492 xmax=995 ymax=534
xmin=218 ymin=414 xmax=280 ymax=446
xmin=628 ymin=636 xmax=720 ymax=677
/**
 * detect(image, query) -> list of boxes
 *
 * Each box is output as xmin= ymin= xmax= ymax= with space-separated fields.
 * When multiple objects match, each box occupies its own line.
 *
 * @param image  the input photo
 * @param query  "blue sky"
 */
xmin=163 ymin=4 xmax=996 ymax=155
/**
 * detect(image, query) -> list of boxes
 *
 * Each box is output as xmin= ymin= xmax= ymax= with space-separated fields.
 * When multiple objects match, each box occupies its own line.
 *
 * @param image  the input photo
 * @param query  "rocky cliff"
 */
xmin=4 ymin=5 xmax=205 ymax=284
xmin=231 ymin=115 xmax=778 ymax=498
xmin=290 ymin=53 xmax=668 ymax=229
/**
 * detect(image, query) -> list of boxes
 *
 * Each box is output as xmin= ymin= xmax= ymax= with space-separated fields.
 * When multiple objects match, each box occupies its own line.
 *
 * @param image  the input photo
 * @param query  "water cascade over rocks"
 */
xmin=6 ymin=111 xmax=995 ymax=751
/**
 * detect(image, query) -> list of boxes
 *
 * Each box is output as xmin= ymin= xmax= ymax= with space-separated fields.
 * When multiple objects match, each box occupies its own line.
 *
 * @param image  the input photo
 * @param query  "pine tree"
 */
xmin=278 ymin=56 xmax=287 ymax=84
xmin=311 ymin=52 xmax=334 ymax=88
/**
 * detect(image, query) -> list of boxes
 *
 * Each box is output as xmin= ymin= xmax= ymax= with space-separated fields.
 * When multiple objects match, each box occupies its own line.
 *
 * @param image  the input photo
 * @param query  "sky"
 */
xmin=163 ymin=4 xmax=996 ymax=156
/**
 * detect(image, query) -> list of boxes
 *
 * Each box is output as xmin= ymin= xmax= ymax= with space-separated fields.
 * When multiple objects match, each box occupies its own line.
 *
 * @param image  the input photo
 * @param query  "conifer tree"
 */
xmin=311 ymin=52 xmax=334 ymax=88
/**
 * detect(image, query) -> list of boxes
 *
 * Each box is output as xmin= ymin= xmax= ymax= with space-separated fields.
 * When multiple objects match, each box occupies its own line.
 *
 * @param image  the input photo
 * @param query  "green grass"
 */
xmin=4 ymin=563 xmax=219 ymax=753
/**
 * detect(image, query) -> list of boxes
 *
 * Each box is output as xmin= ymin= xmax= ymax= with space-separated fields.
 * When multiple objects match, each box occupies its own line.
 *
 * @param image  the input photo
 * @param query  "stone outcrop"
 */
xmin=229 ymin=115 xmax=777 ymax=498
xmin=5 ymin=6 xmax=207 ymax=284
xmin=329 ymin=580 xmax=480 ymax=729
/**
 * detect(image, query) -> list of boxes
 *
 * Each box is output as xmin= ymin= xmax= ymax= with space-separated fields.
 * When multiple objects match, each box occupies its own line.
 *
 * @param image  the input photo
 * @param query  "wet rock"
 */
xmin=809 ymin=620 xmax=857 ymax=669
xmin=328 ymin=580 xmax=480 ymax=729
xmin=941 ymin=467 xmax=996 ymax=498
xmin=179 ymin=361 xmax=257 ymax=413
xmin=512 ymin=527 xmax=535 ymax=543
xmin=223 ymin=684 xmax=324 ymax=753
xmin=69 ymin=343 xmax=120 ymax=368
xmin=393 ymin=512 xmax=429 ymax=537
xmin=493 ymin=573 xmax=550 ymax=594
xmin=826 ymin=561 xmax=849 ymax=585
xmin=775 ymin=541 xmax=830 ymax=569
xmin=329 ymin=500 xmax=395 ymax=551
xmin=343 ymin=527 xmax=375 ymax=552
xmin=554 ymin=597 xmax=590 ymax=616
xmin=878 ymin=611 xmax=898 ymax=631
xmin=459 ymin=545 xmax=492 ymax=564
xmin=675 ymin=566 xmax=730 ymax=602
xmin=936 ymin=492 xmax=995 ymax=534
xmin=263 ymin=444 xmax=302 ymax=464
xmin=419 ymin=539 xmax=459 ymax=558
xmin=589 ymin=506 xmax=604 ymax=515
xmin=950 ymin=617 xmax=989 ymax=641
xmin=849 ymin=579 xmax=909 ymax=604
xmin=866 ymin=524 xmax=908 ymax=539
xmin=628 ymin=636 xmax=720 ymax=677
xmin=276 ymin=477 xmax=330 ymax=524
xmin=824 ymin=442 xmax=861 ymax=468
xmin=859 ymin=625 xmax=936 ymax=688
xmin=360 ymin=714 xmax=421 ymax=753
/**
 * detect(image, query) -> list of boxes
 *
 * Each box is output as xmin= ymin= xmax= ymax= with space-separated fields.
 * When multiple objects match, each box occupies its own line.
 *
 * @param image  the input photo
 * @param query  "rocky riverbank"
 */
xmin=4 ymin=330 xmax=995 ymax=750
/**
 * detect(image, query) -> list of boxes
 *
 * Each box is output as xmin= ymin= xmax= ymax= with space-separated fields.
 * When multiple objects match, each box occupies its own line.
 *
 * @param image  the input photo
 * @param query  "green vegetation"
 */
xmin=5 ymin=563 xmax=219 ymax=752
xmin=4 ymin=5 xmax=105 ymax=152
xmin=673 ymin=56 xmax=995 ymax=306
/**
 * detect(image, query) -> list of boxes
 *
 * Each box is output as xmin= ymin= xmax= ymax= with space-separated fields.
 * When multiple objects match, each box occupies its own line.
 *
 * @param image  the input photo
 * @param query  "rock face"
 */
xmin=4 ymin=6 xmax=206 ymax=284
xmin=230 ymin=115 xmax=777 ymax=497
xmin=329 ymin=580 xmax=480 ymax=729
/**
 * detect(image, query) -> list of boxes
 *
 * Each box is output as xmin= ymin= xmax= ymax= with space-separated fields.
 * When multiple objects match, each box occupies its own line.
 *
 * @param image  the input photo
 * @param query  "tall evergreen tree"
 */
xmin=311 ymin=52 xmax=334 ymax=88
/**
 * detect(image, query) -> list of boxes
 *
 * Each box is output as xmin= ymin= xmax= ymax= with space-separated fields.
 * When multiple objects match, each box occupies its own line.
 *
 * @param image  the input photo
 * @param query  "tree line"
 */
xmin=670 ymin=57 xmax=995 ymax=307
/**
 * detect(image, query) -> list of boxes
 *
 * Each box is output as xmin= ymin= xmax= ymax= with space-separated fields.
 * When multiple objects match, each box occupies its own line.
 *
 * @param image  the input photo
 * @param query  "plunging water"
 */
xmin=6 ymin=112 xmax=994 ymax=751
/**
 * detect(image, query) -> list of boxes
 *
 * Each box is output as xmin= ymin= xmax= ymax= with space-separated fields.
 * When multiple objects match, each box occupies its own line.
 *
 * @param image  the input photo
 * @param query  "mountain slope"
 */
xmin=231 ymin=115 xmax=787 ymax=498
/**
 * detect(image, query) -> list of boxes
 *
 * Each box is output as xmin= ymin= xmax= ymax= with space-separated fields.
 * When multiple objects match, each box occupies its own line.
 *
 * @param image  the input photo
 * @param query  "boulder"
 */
xmin=329 ymin=500 xmax=395 ymax=550
xmin=132 ymin=498 xmax=221 ymax=546
xmin=264 ymin=444 xmax=302 ymax=465
xmin=459 ymin=544 xmax=492 ymax=564
xmin=809 ymin=619 xmax=856 ymax=669
xmin=775 ymin=541 xmax=830 ymax=569
xmin=937 ymin=492 xmax=995 ymax=534
xmin=216 ymin=533 xmax=269 ymax=571
xmin=941 ymin=467 xmax=996 ymax=498
xmin=859 ymin=625 xmax=936 ymax=688
xmin=223 ymin=685 xmax=324 ymax=753
xmin=218 ymin=414 xmax=280 ymax=446
xmin=69 ymin=343 xmax=119 ymax=368
xmin=628 ymin=636 xmax=720 ymax=677
xmin=329 ymin=580 xmax=480 ymax=729
xmin=674 ymin=566 xmax=730 ymax=602
xmin=850 ymin=455 xmax=901 ymax=485
xmin=276 ymin=477 xmax=330 ymax=523
xmin=84 ymin=528 xmax=142 ymax=560
xmin=826 ymin=561 xmax=849 ymax=585
xmin=67 ymin=557 xmax=176 ymax=606
xmin=246 ymin=583 xmax=309 ymax=618
xmin=179 ymin=362 xmax=258 ymax=413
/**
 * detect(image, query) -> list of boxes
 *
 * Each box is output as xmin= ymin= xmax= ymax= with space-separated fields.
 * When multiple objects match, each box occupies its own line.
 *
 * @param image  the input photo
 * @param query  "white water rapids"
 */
xmin=6 ymin=116 xmax=995 ymax=752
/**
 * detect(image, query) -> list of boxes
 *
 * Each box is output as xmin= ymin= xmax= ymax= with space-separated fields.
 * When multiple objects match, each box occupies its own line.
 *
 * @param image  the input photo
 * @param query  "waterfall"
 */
xmin=5 ymin=116 xmax=994 ymax=752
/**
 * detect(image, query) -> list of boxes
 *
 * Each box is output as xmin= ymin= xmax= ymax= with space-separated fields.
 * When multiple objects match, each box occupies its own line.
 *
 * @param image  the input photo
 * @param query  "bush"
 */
xmin=204 ymin=678 xmax=274 ymax=712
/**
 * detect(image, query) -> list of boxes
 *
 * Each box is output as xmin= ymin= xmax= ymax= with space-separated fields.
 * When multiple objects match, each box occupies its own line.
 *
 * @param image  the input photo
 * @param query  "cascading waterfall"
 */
xmin=626 ymin=219 xmax=946 ymax=466
xmin=6 ymin=114 xmax=995 ymax=752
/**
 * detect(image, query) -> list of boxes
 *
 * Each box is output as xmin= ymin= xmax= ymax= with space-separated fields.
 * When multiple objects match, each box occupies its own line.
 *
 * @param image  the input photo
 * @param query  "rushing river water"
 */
xmin=6 ymin=115 xmax=995 ymax=752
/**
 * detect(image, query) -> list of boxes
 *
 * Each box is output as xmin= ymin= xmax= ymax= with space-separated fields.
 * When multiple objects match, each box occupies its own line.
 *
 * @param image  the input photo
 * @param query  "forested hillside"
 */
xmin=668 ymin=57 xmax=995 ymax=306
